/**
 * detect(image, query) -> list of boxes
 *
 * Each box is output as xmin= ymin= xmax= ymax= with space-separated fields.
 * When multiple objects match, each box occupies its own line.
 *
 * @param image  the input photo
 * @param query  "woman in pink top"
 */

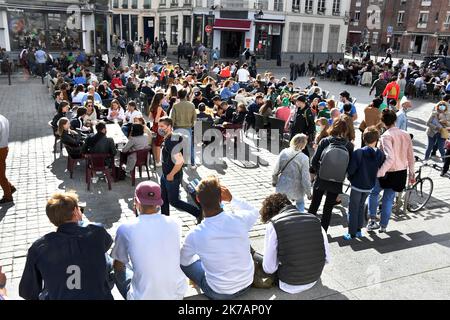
xmin=275 ymin=97 xmax=291 ymax=131
xmin=367 ymin=110 xmax=415 ymax=233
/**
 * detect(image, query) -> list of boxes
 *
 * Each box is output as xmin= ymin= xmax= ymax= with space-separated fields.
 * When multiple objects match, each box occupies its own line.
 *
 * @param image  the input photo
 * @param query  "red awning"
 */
xmin=213 ymin=19 xmax=251 ymax=31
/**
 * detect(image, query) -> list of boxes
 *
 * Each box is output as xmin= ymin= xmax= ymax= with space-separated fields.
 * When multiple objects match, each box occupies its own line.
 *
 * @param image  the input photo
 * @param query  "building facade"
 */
xmin=347 ymin=0 xmax=450 ymax=56
xmin=0 ymin=0 xmax=111 ymax=54
xmin=111 ymin=0 xmax=351 ymax=62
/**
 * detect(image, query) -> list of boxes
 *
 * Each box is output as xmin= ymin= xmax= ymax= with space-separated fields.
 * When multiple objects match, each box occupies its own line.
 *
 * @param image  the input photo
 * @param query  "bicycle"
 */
xmin=364 ymin=156 xmax=434 ymax=221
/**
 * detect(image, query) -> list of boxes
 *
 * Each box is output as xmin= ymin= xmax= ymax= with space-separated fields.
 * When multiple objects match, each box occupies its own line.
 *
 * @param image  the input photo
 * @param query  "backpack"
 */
xmin=318 ymin=140 xmax=349 ymax=183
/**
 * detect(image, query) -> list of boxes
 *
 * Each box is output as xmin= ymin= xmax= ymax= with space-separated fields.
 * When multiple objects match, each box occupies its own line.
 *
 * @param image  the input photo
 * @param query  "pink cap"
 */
xmin=134 ymin=181 xmax=163 ymax=207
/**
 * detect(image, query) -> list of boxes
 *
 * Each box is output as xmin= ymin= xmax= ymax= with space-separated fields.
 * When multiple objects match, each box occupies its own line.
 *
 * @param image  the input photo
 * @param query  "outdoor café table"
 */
xmin=105 ymin=123 xmax=128 ymax=147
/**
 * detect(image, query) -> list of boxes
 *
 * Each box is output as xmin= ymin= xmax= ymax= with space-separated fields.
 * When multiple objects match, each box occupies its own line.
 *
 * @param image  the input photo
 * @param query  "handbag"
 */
xmin=445 ymin=139 xmax=450 ymax=150
xmin=272 ymin=152 xmax=302 ymax=187
xmin=441 ymin=127 xmax=449 ymax=140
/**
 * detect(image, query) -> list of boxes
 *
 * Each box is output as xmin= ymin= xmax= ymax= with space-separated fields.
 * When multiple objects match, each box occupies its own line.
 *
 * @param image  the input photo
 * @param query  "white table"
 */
xmin=106 ymin=123 xmax=128 ymax=146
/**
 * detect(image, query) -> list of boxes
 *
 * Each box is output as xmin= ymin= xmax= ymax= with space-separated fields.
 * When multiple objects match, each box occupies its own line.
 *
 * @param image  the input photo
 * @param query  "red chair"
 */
xmin=121 ymin=148 xmax=151 ymax=186
xmin=85 ymin=153 xmax=114 ymax=191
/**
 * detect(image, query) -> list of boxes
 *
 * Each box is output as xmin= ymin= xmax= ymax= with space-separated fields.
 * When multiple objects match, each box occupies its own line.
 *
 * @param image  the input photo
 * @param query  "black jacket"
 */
xmin=19 ymin=222 xmax=113 ymax=300
xmin=311 ymin=136 xmax=354 ymax=194
xmin=82 ymin=133 xmax=117 ymax=157
xmin=61 ymin=130 xmax=83 ymax=158
xmin=290 ymin=106 xmax=315 ymax=137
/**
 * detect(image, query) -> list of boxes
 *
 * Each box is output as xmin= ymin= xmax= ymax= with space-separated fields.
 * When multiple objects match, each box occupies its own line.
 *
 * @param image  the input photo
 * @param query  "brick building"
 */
xmin=347 ymin=0 xmax=450 ymax=56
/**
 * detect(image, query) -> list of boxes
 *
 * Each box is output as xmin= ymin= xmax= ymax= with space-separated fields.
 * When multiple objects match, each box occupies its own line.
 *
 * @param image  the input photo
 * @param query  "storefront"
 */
xmin=213 ymin=18 xmax=251 ymax=58
xmin=7 ymin=9 xmax=82 ymax=51
xmin=0 ymin=0 xmax=111 ymax=53
xmin=254 ymin=20 xmax=284 ymax=60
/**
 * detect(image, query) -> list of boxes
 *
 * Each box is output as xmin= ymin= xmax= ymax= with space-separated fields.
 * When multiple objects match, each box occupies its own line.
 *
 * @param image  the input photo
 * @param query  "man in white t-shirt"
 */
xmin=111 ymin=181 xmax=187 ymax=300
xmin=180 ymin=176 xmax=258 ymax=299
xmin=236 ymin=63 xmax=251 ymax=85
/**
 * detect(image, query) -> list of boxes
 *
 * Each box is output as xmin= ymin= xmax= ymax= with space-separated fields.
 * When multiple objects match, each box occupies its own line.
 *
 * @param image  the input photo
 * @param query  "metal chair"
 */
xmin=268 ymin=117 xmax=287 ymax=150
xmin=48 ymin=120 xmax=63 ymax=153
xmin=254 ymin=114 xmax=267 ymax=150
xmin=85 ymin=153 xmax=114 ymax=191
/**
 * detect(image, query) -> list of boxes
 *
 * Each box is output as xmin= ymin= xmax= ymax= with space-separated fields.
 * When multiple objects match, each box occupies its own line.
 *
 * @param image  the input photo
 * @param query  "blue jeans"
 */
xmin=181 ymin=260 xmax=250 ymax=300
xmin=295 ymin=199 xmax=305 ymax=213
xmin=160 ymin=175 xmax=200 ymax=218
xmin=425 ymin=133 xmax=445 ymax=160
xmin=348 ymin=189 xmax=369 ymax=235
xmin=368 ymin=179 xmax=396 ymax=228
xmin=174 ymin=127 xmax=196 ymax=165
xmin=114 ymin=265 xmax=134 ymax=300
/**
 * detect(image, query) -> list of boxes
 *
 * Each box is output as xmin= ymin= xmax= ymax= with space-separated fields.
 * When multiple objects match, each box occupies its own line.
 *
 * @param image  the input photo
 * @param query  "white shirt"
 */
xmin=111 ymin=213 xmax=188 ymax=300
xmin=236 ymin=68 xmax=250 ymax=83
xmin=180 ymin=198 xmax=259 ymax=295
xmin=107 ymin=107 xmax=125 ymax=122
xmin=124 ymin=109 xmax=142 ymax=124
xmin=262 ymin=222 xmax=330 ymax=294
xmin=0 ymin=114 xmax=9 ymax=148
xmin=71 ymin=92 xmax=86 ymax=104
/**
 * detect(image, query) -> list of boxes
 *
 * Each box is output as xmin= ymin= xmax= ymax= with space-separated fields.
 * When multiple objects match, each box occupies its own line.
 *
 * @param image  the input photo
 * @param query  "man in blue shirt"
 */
xmin=19 ymin=192 xmax=114 ymax=300
xmin=76 ymin=50 xmax=87 ymax=65
xmin=34 ymin=48 xmax=47 ymax=78
xmin=396 ymin=97 xmax=412 ymax=131
xmin=338 ymin=90 xmax=357 ymax=121
xmin=81 ymin=85 xmax=102 ymax=105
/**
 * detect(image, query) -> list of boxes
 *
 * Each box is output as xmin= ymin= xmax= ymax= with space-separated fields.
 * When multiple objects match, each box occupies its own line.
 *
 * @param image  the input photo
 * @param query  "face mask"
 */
xmin=158 ymin=128 xmax=167 ymax=137
xmin=439 ymin=105 xmax=447 ymax=112
xmin=316 ymin=125 xmax=322 ymax=133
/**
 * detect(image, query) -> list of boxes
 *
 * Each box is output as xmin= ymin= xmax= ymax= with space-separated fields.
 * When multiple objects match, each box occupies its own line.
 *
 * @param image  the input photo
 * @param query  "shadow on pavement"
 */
xmin=328 ymin=230 xmax=450 ymax=254
xmin=184 ymin=279 xmax=349 ymax=300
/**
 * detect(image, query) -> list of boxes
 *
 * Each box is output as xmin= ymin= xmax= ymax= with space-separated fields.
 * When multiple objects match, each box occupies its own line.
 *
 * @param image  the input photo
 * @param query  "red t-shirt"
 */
xmin=110 ymin=78 xmax=123 ymax=90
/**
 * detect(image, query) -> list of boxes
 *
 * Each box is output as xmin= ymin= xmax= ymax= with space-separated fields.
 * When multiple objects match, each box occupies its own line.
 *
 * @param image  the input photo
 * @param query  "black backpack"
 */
xmin=318 ymin=140 xmax=350 ymax=183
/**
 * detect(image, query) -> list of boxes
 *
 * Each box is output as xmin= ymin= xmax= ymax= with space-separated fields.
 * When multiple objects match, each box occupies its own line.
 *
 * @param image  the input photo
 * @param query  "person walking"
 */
xmin=169 ymin=89 xmax=197 ymax=168
xmin=272 ymin=134 xmax=312 ymax=212
xmin=35 ymin=47 xmax=48 ymax=80
xmin=308 ymin=118 xmax=354 ymax=231
xmin=367 ymin=110 xmax=415 ymax=233
xmin=0 ymin=114 xmax=15 ymax=204
xmin=288 ymin=96 xmax=315 ymax=158
xmin=424 ymin=102 xmax=449 ymax=161
xmin=157 ymin=117 xmax=201 ymax=221
xmin=345 ymin=127 xmax=385 ymax=240
xmin=126 ymin=41 xmax=135 ymax=65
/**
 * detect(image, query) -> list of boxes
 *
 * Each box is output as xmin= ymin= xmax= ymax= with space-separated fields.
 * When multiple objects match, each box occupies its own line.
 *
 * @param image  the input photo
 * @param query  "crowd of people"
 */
xmin=1 ymin=40 xmax=450 ymax=300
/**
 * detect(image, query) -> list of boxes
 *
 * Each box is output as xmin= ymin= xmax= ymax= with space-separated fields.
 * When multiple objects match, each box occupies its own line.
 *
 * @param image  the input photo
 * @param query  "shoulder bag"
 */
xmin=272 ymin=152 xmax=302 ymax=187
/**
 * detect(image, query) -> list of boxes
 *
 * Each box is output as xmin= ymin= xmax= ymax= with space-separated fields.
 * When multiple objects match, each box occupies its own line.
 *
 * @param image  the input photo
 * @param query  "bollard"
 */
xmin=8 ymin=61 xmax=11 ymax=86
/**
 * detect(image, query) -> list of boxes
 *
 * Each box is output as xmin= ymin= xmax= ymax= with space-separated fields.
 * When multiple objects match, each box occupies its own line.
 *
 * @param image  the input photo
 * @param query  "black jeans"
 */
xmin=160 ymin=175 xmax=200 ymax=218
xmin=308 ymin=188 xmax=339 ymax=231
xmin=443 ymin=148 xmax=450 ymax=174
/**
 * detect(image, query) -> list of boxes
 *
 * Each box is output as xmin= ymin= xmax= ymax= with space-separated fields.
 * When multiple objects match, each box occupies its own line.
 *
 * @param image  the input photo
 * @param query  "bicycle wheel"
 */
xmin=406 ymin=177 xmax=433 ymax=212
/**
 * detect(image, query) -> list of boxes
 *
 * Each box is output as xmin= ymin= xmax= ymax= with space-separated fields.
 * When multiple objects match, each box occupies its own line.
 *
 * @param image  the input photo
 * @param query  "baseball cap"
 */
xmin=192 ymin=87 xmax=201 ymax=93
xmin=318 ymin=101 xmax=327 ymax=108
xmin=134 ymin=181 xmax=163 ymax=206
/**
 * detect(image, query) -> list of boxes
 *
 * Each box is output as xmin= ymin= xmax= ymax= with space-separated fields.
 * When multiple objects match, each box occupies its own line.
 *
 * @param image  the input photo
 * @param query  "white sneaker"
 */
xmin=190 ymin=165 xmax=197 ymax=170
xmin=367 ymin=220 xmax=380 ymax=231
xmin=155 ymin=162 xmax=162 ymax=167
